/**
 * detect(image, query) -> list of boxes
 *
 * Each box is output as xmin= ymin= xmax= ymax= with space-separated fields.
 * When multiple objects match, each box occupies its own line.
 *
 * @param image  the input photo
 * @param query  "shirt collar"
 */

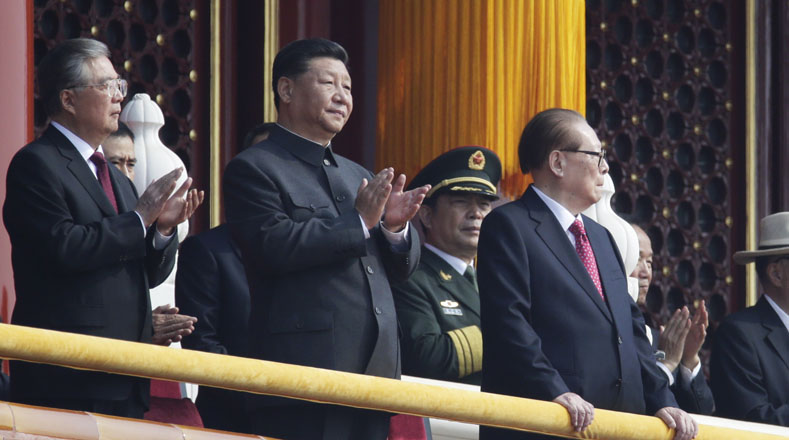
xmin=272 ymin=123 xmax=334 ymax=167
xmin=532 ymin=185 xmax=583 ymax=232
xmin=51 ymin=121 xmax=105 ymax=162
xmin=764 ymin=294 xmax=789 ymax=334
xmin=425 ymin=243 xmax=469 ymax=276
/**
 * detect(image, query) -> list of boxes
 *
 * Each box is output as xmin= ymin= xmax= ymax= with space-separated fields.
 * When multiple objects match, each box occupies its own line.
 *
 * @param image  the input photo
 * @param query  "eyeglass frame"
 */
xmin=66 ymin=78 xmax=128 ymax=98
xmin=558 ymin=148 xmax=607 ymax=168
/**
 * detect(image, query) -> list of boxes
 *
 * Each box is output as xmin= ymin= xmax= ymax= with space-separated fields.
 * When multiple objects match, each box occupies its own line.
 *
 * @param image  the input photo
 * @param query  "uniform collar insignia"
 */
xmin=439 ymin=270 xmax=453 ymax=281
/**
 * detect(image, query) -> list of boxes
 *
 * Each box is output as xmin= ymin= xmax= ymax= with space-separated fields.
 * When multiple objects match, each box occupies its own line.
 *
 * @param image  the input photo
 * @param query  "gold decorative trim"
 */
xmin=745 ymin=0 xmax=757 ymax=306
xmin=426 ymin=177 xmax=496 ymax=198
xmin=209 ymin=0 xmax=221 ymax=228
xmin=263 ymin=0 xmax=279 ymax=122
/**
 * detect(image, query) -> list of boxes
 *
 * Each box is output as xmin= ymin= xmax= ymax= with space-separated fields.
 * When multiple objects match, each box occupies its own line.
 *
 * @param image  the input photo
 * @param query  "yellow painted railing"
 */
xmin=0 ymin=323 xmax=785 ymax=440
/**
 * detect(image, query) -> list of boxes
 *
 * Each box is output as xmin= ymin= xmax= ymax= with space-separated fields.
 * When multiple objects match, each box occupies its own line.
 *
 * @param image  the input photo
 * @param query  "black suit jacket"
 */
xmin=477 ymin=186 xmax=676 ymax=439
xmin=3 ymin=125 xmax=177 ymax=404
xmin=176 ymin=224 xmax=251 ymax=432
xmin=711 ymin=295 xmax=789 ymax=426
xmin=648 ymin=326 xmax=715 ymax=415
xmin=223 ymin=126 xmax=420 ymax=438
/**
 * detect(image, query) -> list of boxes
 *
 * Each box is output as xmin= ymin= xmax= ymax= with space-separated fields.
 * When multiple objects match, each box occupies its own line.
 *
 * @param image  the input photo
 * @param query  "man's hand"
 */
xmin=681 ymin=300 xmax=708 ymax=370
xmin=382 ymin=173 xmax=430 ymax=232
xmin=155 ymin=177 xmax=205 ymax=236
xmin=356 ymin=168 xmax=394 ymax=230
xmin=151 ymin=304 xmax=197 ymax=346
xmin=658 ymin=307 xmax=691 ymax=372
xmin=656 ymin=407 xmax=698 ymax=440
xmin=135 ymin=168 xmax=183 ymax=227
xmin=553 ymin=392 xmax=594 ymax=433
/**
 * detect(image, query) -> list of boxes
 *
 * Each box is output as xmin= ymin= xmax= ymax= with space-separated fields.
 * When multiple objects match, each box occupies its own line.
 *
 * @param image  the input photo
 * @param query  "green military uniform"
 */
xmin=394 ymin=146 xmax=501 ymax=385
xmin=394 ymin=247 xmax=482 ymax=384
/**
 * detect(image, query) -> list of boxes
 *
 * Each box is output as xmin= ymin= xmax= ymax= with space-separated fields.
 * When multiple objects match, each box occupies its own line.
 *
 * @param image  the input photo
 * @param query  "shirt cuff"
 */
xmin=656 ymin=361 xmax=675 ymax=386
xmin=134 ymin=211 xmax=147 ymax=237
xmin=358 ymin=215 xmax=371 ymax=239
xmin=680 ymin=361 xmax=701 ymax=383
xmin=380 ymin=221 xmax=409 ymax=245
xmin=153 ymin=225 xmax=175 ymax=249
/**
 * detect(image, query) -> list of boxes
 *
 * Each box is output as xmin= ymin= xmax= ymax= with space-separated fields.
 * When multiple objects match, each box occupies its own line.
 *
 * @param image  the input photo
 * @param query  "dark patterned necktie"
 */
xmin=569 ymin=219 xmax=604 ymax=299
xmin=90 ymin=151 xmax=118 ymax=213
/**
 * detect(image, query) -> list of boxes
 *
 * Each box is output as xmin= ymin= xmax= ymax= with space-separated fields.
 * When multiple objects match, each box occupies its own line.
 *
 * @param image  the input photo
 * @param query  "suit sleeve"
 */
xmin=711 ymin=319 xmax=789 ymax=425
xmin=223 ymin=156 xmax=368 ymax=274
xmin=477 ymin=210 xmax=570 ymax=401
xmin=672 ymin=367 xmax=715 ymax=415
xmin=175 ymin=236 xmax=227 ymax=354
xmin=4 ymin=148 xmax=147 ymax=274
xmin=375 ymin=223 xmax=420 ymax=284
xmin=145 ymin=224 xmax=177 ymax=289
xmin=631 ymin=300 xmax=679 ymax=413
xmin=394 ymin=279 xmax=481 ymax=381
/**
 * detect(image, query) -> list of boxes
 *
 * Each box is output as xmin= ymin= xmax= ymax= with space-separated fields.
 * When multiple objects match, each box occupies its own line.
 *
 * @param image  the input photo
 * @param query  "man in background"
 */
xmin=711 ymin=212 xmax=789 ymax=426
xmin=394 ymin=146 xmax=500 ymax=385
xmin=630 ymin=224 xmax=714 ymax=415
xmin=3 ymin=38 xmax=202 ymax=418
xmin=103 ymin=121 xmax=137 ymax=181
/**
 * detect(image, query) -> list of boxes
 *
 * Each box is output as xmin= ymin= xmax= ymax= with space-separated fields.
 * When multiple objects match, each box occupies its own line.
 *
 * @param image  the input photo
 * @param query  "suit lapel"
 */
xmin=758 ymin=297 xmax=789 ymax=371
xmin=524 ymin=188 xmax=613 ymax=322
xmin=421 ymin=248 xmax=480 ymax=319
xmin=47 ymin=126 xmax=117 ymax=217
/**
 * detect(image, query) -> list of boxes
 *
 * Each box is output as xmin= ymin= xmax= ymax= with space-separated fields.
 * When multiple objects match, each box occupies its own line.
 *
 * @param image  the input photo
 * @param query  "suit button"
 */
xmin=366 ymin=266 xmax=374 ymax=274
xmin=296 ymin=321 xmax=304 ymax=329
xmin=336 ymin=194 xmax=346 ymax=202
xmin=375 ymin=307 xmax=382 ymax=315
xmin=616 ymin=378 xmax=622 ymax=388
xmin=323 ymin=159 xmax=331 ymax=166
xmin=617 ymin=335 xmax=623 ymax=345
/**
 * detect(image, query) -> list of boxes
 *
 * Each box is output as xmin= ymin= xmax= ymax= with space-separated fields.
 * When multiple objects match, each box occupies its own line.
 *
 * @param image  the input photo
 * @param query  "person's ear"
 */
xmin=547 ymin=150 xmax=565 ymax=177
xmin=60 ymin=90 xmax=78 ymax=116
xmin=277 ymin=77 xmax=294 ymax=104
xmin=768 ymin=261 xmax=785 ymax=287
xmin=418 ymin=205 xmax=432 ymax=230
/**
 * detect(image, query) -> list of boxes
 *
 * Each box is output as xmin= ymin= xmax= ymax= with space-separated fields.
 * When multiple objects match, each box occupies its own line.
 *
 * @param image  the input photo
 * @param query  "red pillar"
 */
xmin=0 ymin=0 xmax=34 ymax=323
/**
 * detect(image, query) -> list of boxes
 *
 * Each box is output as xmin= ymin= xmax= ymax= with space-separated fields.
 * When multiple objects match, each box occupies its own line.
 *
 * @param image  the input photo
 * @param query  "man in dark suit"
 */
xmin=711 ymin=212 xmax=789 ymax=426
xmin=175 ymin=123 xmax=274 ymax=433
xmin=631 ymin=225 xmax=714 ymax=415
xmin=477 ymin=108 xmax=696 ymax=439
xmin=223 ymin=38 xmax=429 ymax=439
xmin=394 ymin=146 xmax=501 ymax=385
xmin=3 ymin=38 xmax=202 ymax=418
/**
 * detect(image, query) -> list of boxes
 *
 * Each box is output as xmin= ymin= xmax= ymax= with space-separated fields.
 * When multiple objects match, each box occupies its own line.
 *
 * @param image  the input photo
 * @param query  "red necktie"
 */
xmin=569 ymin=219 xmax=604 ymax=299
xmin=90 ymin=151 xmax=118 ymax=213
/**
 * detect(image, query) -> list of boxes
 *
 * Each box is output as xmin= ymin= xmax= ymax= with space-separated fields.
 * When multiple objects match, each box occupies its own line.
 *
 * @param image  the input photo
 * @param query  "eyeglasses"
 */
xmin=559 ymin=149 xmax=607 ymax=168
xmin=67 ymin=78 xmax=128 ymax=98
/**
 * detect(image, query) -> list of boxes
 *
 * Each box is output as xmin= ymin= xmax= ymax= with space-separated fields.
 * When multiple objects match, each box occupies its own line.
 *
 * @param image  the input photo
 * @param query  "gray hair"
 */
xmin=38 ymin=38 xmax=111 ymax=117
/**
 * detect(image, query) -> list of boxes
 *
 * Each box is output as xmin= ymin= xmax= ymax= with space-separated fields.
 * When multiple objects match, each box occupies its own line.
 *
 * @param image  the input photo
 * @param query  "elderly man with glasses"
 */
xmin=477 ymin=108 xmax=697 ymax=440
xmin=3 ymin=38 xmax=203 ymax=419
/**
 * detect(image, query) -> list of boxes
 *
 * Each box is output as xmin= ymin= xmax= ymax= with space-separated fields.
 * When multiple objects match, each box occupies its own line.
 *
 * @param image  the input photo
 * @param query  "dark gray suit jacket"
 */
xmin=176 ymin=224 xmax=252 ymax=433
xmin=711 ymin=295 xmax=789 ymax=426
xmin=223 ymin=125 xmax=420 ymax=438
xmin=3 ymin=124 xmax=176 ymax=406
xmin=478 ymin=186 xmax=676 ymax=439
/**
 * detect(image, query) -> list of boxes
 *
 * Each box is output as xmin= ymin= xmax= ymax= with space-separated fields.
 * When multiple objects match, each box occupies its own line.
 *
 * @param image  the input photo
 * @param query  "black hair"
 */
xmin=107 ymin=121 xmax=134 ymax=142
xmin=517 ymin=108 xmax=586 ymax=174
xmin=271 ymin=38 xmax=349 ymax=110
xmin=241 ymin=122 xmax=276 ymax=150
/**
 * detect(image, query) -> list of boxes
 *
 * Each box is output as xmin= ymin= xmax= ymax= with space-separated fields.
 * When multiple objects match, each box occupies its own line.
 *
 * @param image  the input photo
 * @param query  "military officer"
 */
xmin=393 ymin=146 xmax=501 ymax=384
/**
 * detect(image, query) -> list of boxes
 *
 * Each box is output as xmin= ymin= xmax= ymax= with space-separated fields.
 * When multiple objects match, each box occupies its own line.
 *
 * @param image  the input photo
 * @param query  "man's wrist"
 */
xmin=381 ymin=221 xmax=405 ymax=233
